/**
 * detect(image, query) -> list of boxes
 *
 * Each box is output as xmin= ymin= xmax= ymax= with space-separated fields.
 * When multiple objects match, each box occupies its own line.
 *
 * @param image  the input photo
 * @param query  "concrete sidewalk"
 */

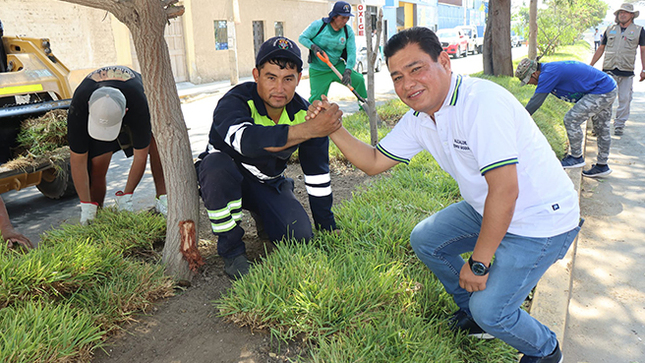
xmin=532 ymin=80 xmax=645 ymax=362
xmin=563 ymin=79 xmax=645 ymax=362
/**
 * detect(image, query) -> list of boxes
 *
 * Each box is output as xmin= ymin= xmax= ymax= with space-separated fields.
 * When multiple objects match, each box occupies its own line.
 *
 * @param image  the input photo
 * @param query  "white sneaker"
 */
xmin=155 ymin=195 xmax=168 ymax=216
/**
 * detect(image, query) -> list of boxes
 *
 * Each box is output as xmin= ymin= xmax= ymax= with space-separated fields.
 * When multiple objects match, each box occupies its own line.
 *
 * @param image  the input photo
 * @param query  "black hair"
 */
xmin=258 ymin=57 xmax=302 ymax=73
xmin=384 ymin=27 xmax=444 ymax=65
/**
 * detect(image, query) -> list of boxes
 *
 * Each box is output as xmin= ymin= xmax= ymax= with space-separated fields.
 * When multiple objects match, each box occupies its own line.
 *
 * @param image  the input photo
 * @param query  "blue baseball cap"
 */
xmin=255 ymin=37 xmax=303 ymax=72
xmin=329 ymin=1 xmax=354 ymax=18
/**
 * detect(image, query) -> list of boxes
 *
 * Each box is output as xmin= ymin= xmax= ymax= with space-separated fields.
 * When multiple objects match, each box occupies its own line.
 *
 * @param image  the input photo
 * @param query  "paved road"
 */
xmin=4 ymin=45 xmax=528 ymax=246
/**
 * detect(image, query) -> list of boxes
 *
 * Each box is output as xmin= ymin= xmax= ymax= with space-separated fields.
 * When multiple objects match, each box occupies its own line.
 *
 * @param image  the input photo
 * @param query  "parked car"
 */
xmin=511 ymin=35 xmax=524 ymax=48
xmin=354 ymin=46 xmax=383 ymax=74
xmin=436 ymin=28 xmax=469 ymax=58
xmin=455 ymin=25 xmax=483 ymax=54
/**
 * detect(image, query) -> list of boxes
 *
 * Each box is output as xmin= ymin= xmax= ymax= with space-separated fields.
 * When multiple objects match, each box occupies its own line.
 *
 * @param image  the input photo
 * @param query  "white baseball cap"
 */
xmin=88 ymin=87 xmax=127 ymax=141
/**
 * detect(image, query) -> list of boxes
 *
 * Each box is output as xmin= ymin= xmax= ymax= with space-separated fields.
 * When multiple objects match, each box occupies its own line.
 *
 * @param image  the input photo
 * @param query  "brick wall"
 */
xmin=0 ymin=0 xmax=117 ymax=72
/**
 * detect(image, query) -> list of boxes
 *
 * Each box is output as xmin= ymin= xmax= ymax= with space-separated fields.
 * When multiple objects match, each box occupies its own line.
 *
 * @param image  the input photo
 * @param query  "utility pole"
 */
xmin=228 ymin=0 xmax=240 ymax=85
xmin=464 ymin=0 xmax=468 ymax=25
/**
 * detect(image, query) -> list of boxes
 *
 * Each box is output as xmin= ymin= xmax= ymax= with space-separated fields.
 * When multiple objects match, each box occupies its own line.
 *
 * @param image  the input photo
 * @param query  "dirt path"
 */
xmin=92 ymin=163 xmax=375 ymax=363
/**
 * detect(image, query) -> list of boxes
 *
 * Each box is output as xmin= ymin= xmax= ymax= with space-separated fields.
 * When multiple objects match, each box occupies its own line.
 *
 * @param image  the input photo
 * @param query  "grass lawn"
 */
xmin=0 ymin=209 xmax=172 ymax=363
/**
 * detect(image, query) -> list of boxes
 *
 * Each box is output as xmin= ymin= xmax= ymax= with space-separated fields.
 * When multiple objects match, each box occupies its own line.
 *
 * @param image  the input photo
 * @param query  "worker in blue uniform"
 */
xmin=196 ymin=36 xmax=343 ymax=279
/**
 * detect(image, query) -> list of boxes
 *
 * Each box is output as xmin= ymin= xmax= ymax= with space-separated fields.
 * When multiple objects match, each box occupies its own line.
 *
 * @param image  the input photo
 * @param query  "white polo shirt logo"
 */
xmin=453 ymin=139 xmax=470 ymax=151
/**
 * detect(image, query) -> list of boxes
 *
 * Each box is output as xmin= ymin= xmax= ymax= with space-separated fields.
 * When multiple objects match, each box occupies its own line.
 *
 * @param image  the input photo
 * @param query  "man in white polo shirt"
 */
xmin=308 ymin=27 xmax=580 ymax=363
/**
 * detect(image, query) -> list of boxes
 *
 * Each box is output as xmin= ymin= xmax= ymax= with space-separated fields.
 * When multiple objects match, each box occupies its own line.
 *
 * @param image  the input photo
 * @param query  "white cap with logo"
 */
xmin=88 ymin=87 xmax=127 ymax=142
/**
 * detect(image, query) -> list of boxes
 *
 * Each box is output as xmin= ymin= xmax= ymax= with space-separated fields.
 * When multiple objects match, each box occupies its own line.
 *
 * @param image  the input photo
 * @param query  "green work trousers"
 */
xmin=308 ymin=62 xmax=368 ymax=104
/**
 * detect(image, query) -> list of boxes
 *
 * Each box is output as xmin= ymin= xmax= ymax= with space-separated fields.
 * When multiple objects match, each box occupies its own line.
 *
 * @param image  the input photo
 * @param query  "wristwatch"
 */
xmin=468 ymin=257 xmax=490 ymax=276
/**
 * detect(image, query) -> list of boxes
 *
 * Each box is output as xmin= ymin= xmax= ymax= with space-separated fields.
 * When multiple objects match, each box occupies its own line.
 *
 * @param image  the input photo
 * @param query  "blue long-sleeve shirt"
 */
xmin=526 ymin=61 xmax=616 ymax=115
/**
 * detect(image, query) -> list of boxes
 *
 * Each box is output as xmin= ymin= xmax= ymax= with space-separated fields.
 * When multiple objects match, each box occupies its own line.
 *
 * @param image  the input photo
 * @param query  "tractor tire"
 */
xmin=37 ymin=160 xmax=77 ymax=199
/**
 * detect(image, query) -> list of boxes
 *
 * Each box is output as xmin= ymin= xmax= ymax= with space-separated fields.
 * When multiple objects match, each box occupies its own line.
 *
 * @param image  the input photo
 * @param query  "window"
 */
xmin=275 ymin=21 xmax=284 ymax=37
xmin=214 ymin=20 xmax=228 ymax=50
xmin=253 ymin=21 xmax=265 ymax=57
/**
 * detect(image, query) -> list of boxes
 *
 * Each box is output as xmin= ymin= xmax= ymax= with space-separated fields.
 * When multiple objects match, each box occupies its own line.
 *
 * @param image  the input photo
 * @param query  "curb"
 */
xmin=530 ymin=120 xmax=587 ymax=343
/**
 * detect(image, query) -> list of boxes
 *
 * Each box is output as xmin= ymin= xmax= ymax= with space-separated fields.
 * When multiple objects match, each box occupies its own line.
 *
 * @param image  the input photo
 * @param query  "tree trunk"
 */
xmin=528 ymin=0 xmax=538 ymax=59
xmin=62 ymin=0 xmax=198 ymax=281
xmin=483 ymin=0 xmax=513 ymax=76
xmin=365 ymin=9 xmax=382 ymax=146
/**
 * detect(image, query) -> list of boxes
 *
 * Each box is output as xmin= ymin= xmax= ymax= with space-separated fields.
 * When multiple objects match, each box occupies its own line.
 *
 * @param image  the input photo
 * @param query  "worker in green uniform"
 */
xmin=299 ymin=1 xmax=367 ymax=104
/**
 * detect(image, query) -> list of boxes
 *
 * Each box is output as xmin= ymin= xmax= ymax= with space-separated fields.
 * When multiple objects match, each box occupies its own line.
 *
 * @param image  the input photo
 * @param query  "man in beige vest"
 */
xmin=591 ymin=3 xmax=645 ymax=136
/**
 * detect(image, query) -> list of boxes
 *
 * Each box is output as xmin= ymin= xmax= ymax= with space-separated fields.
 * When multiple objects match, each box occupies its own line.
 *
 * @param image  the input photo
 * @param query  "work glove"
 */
xmin=341 ymin=68 xmax=352 ymax=86
xmin=155 ymin=194 xmax=168 ymax=217
xmin=114 ymin=191 xmax=134 ymax=212
xmin=80 ymin=201 xmax=98 ymax=226
xmin=311 ymin=44 xmax=323 ymax=57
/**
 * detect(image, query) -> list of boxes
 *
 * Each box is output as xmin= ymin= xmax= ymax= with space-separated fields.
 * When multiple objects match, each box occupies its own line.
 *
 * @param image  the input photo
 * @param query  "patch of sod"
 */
xmin=0 ymin=208 xmax=173 ymax=362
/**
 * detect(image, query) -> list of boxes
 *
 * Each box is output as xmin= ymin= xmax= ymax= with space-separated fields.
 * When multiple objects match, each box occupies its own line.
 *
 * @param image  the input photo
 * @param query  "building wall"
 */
xmin=0 ymin=0 xmax=118 ymax=81
xmin=438 ymin=3 xmax=463 ymax=29
xmin=185 ymin=0 xmax=329 ymax=83
xmin=417 ymin=1 xmax=438 ymax=30
xmin=383 ymin=0 xmax=438 ymax=39
xmin=438 ymin=0 xmax=461 ymax=6
xmin=0 ymin=0 xmax=391 ymax=85
xmin=349 ymin=0 xmax=386 ymax=49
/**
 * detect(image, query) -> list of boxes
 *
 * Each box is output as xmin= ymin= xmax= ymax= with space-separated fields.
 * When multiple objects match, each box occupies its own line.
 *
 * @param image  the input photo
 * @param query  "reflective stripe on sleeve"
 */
xmin=225 ymin=122 xmax=252 ymax=153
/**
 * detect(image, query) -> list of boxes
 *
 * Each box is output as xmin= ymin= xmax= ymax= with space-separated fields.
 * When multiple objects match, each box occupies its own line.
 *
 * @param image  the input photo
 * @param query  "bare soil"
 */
xmin=91 ymin=162 xmax=377 ymax=363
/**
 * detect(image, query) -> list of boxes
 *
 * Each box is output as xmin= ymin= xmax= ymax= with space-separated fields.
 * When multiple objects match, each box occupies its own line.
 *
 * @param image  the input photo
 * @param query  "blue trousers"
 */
xmin=197 ymin=151 xmax=313 ymax=258
xmin=410 ymin=201 xmax=580 ymax=357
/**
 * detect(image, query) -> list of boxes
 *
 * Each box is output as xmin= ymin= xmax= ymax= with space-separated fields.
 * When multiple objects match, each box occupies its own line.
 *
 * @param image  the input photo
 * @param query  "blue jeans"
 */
xmin=410 ymin=201 xmax=580 ymax=357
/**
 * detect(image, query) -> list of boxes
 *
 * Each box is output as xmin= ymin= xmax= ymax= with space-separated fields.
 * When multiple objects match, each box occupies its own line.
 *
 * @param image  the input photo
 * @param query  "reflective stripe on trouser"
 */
xmin=197 ymin=151 xmax=246 ymax=258
xmin=609 ymin=73 xmax=633 ymax=127
xmin=197 ymin=151 xmax=314 ymax=259
xmin=565 ymin=88 xmax=617 ymax=164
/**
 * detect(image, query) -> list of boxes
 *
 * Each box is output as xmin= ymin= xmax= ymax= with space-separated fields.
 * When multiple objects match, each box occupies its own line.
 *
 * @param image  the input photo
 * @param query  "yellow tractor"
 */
xmin=0 ymin=35 xmax=76 ymax=199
